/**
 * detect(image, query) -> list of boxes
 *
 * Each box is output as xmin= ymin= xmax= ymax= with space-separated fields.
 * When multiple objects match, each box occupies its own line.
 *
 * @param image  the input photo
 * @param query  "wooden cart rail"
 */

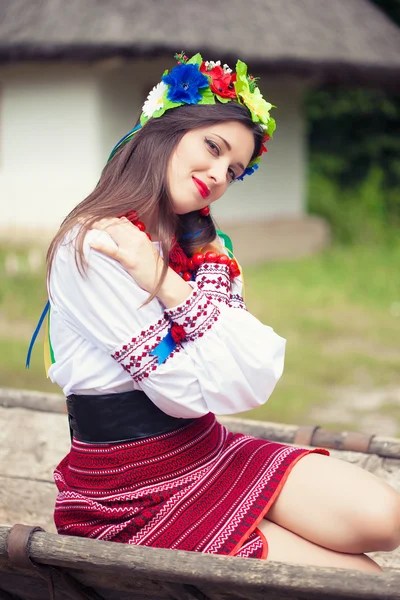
xmin=1 ymin=524 xmax=400 ymax=600
xmin=1 ymin=387 xmax=400 ymax=598
xmin=1 ymin=387 xmax=399 ymax=458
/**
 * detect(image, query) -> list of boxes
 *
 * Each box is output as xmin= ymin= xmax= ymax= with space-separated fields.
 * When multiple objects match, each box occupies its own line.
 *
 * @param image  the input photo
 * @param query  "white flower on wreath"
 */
xmin=142 ymin=81 xmax=168 ymax=118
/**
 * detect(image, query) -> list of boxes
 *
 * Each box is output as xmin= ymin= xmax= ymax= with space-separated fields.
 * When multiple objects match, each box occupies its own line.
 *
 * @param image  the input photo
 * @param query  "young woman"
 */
xmin=46 ymin=53 xmax=400 ymax=570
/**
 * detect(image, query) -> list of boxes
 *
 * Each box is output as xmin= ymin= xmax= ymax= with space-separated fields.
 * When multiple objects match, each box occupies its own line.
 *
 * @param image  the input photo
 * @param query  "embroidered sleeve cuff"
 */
xmin=165 ymin=286 xmax=220 ymax=342
xmin=195 ymin=262 xmax=231 ymax=305
xmin=111 ymin=314 xmax=178 ymax=382
xmin=229 ymin=293 xmax=247 ymax=311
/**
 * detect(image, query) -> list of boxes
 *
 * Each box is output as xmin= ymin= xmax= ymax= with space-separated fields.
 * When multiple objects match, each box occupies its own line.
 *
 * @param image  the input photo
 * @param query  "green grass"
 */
xmin=0 ymin=338 xmax=58 ymax=394
xmin=1 ymin=241 xmax=399 ymax=434
xmin=238 ymin=243 xmax=400 ymax=433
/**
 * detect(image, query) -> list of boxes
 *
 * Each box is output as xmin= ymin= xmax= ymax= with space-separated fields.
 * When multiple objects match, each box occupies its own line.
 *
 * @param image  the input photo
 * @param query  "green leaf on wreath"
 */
xmin=266 ymin=117 xmax=276 ymax=137
xmin=235 ymin=60 xmax=248 ymax=80
xmin=187 ymin=53 xmax=202 ymax=66
xmin=162 ymin=97 xmax=184 ymax=111
xmin=151 ymin=106 xmax=166 ymax=119
xmin=198 ymin=87 xmax=216 ymax=105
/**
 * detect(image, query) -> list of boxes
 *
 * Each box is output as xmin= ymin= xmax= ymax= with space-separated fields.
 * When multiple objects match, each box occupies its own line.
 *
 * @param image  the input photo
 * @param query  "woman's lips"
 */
xmin=192 ymin=177 xmax=210 ymax=199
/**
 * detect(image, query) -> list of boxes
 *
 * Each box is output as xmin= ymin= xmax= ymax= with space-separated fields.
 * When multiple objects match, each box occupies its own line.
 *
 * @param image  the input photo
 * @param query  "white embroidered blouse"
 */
xmin=48 ymin=229 xmax=286 ymax=418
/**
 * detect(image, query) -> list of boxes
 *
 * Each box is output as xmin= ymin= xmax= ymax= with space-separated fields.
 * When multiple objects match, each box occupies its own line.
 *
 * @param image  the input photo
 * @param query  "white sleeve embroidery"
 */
xmin=50 ymin=229 xmax=285 ymax=419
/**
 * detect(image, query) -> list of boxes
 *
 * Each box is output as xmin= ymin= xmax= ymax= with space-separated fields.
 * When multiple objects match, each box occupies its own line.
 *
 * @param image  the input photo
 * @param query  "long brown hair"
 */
xmin=47 ymin=102 xmax=263 ymax=300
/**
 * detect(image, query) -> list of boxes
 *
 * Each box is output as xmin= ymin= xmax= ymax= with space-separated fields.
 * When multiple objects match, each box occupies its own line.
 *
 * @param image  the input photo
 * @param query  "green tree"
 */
xmin=305 ymin=0 xmax=400 ymax=241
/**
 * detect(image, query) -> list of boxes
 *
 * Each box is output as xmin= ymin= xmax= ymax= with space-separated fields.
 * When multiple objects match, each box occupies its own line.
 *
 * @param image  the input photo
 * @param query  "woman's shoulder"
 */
xmin=49 ymin=223 xmax=154 ymax=313
xmin=49 ymin=225 xmax=125 ymax=297
xmin=54 ymin=225 xmax=117 ymax=265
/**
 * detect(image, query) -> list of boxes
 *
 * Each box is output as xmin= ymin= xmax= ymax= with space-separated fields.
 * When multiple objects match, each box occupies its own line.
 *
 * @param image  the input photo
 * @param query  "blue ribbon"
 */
xmin=26 ymin=303 xmax=177 ymax=369
xmin=26 ymin=300 xmax=50 ymax=368
xmin=150 ymin=330 xmax=177 ymax=364
xmin=181 ymin=229 xmax=205 ymax=241
xmin=108 ymin=124 xmax=142 ymax=160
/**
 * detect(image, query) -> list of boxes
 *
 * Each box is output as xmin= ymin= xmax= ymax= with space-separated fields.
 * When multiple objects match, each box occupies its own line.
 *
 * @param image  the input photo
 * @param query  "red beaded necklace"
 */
xmin=125 ymin=210 xmax=241 ymax=280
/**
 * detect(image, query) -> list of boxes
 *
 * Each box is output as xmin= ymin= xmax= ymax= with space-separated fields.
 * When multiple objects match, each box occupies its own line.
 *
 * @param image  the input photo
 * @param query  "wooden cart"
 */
xmin=0 ymin=387 xmax=399 ymax=600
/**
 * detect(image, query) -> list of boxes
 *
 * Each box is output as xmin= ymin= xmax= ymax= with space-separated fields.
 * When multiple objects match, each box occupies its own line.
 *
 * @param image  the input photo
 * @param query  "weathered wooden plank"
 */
xmin=1 ymin=527 xmax=400 ymax=600
xmin=370 ymin=437 xmax=400 ymax=460
xmin=0 ymin=406 xmax=69 ymax=480
xmin=0 ymin=564 xmax=79 ymax=600
xmin=219 ymin=417 xmax=400 ymax=459
xmin=2 ymin=387 xmax=400 ymax=458
xmin=0 ymin=561 xmax=164 ymax=600
xmin=220 ymin=417 xmax=298 ymax=444
xmin=0 ymin=388 xmax=65 ymax=414
xmin=0 ymin=477 xmax=57 ymax=533
xmin=0 ymin=587 xmax=24 ymax=600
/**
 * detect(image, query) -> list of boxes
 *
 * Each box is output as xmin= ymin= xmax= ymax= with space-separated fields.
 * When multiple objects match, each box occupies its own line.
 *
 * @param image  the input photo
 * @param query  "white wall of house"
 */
xmin=0 ymin=59 xmax=308 ymax=237
xmin=0 ymin=64 xmax=102 ymax=232
xmin=97 ymin=58 xmax=168 ymax=164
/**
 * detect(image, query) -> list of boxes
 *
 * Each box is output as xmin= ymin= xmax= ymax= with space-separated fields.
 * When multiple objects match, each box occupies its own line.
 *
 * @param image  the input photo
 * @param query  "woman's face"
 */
xmin=167 ymin=121 xmax=255 ymax=215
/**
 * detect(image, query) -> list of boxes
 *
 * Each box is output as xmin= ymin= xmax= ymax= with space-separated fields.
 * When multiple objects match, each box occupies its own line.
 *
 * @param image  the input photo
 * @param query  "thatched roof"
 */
xmin=1 ymin=0 xmax=400 ymax=90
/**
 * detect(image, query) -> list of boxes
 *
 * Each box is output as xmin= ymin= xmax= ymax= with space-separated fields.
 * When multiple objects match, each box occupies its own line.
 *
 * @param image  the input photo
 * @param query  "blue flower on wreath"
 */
xmin=237 ymin=163 xmax=259 ymax=181
xmin=162 ymin=64 xmax=209 ymax=105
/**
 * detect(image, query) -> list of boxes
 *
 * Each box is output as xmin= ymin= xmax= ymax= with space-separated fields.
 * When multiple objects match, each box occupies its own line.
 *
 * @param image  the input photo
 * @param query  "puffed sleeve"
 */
xmin=50 ymin=229 xmax=286 ymax=419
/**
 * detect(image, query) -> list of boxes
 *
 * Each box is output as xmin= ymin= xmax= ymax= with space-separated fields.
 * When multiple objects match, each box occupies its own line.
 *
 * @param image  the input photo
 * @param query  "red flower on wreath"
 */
xmin=258 ymin=133 xmax=270 ymax=156
xmin=171 ymin=324 xmax=187 ymax=343
xmin=200 ymin=63 xmax=237 ymax=99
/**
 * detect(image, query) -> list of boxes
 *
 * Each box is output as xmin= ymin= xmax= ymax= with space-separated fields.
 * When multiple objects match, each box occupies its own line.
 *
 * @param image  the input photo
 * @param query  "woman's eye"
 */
xmin=206 ymin=139 xmax=220 ymax=154
xmin=206 ymin=138 xmax=235 ymax=182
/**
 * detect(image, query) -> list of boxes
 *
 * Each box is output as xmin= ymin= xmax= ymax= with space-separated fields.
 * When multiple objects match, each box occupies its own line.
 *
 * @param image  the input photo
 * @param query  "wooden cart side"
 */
xmin=1 ymin=387 xmax=400 ymax=458
xmin=1 ymin=526 xmax=400 ymax=600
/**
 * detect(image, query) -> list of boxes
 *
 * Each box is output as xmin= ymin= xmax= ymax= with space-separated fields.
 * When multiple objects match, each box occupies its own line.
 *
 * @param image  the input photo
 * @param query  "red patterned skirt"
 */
xmin=54 ymin=412 xmax=327 ymax=559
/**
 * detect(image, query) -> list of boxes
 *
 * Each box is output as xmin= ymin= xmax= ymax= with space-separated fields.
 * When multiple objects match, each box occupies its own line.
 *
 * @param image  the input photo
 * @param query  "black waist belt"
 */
xmin=66 ymin=390 xmax=195 ymax=444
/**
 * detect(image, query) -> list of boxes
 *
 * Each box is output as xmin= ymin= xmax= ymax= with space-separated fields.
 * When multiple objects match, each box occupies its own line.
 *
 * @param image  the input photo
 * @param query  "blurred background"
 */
xmin=0 ymin=0 xmax=399 ymax=436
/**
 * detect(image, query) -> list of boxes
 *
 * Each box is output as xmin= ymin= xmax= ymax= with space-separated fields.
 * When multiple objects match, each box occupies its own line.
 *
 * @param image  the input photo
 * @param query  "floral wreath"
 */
xmin=108 ymin=51 xmax=276 ymax=179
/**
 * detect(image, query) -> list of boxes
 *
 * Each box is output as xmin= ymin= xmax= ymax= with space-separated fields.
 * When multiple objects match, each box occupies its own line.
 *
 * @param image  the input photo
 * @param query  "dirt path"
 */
xmin=310 ymin=385 xmax=400 ymax=437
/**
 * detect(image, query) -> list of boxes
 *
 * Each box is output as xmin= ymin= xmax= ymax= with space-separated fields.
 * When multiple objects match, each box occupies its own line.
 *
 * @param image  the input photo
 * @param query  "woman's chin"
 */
xmin=171 ymin=200 xmax=199 ymax=216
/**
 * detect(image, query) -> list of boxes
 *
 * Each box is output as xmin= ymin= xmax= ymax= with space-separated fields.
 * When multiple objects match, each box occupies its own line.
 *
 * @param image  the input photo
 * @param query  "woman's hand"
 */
xmin=89 ymin=217 xmax=163 ymax=294
xmin=89 ymin=217 xmax=193 ymax=307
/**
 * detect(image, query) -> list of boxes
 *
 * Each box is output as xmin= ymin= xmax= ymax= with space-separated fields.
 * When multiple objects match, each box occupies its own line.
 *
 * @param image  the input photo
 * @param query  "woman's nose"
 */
xmin=208 ymin=163 xmax=227 ymax=186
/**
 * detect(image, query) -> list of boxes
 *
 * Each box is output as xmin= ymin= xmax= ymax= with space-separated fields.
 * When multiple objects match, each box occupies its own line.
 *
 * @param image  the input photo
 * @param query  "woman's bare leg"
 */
xmin=258 ymin=520 xmax=382 ymax=572
xmin=266 ymin=453 xmax=400 ymax=554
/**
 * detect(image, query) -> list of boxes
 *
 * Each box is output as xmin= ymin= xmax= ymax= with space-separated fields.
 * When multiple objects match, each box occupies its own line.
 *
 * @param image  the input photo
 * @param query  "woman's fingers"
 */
xmin=89 ymin=231 xmax=120 ymax=259
xmin=89 ymin=218 xmax=125 ymax=259
xmin=89 ymin=216 xmax=150 ymax=268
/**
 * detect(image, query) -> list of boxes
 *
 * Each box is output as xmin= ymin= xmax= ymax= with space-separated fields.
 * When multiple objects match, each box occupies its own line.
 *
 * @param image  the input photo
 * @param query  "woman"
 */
xmin=46 ymin=52 xmax=400 ymax=570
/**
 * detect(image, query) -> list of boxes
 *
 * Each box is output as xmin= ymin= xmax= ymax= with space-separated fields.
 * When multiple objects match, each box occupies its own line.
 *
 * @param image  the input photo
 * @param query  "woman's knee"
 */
xmin=356 ymin=484 xmax=400 ymax=552
xmin=267 ymin=453 xmax=400 ymax=554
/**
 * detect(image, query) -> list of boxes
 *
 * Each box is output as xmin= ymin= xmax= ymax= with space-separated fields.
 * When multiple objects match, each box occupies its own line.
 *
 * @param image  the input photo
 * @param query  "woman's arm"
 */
xmin=51 ymin=222 xmax=285 ymax=418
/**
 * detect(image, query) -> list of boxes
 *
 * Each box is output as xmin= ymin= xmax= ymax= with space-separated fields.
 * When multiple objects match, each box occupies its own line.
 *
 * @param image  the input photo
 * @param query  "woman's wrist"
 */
xmin=157 ymin=267 xmax=194 ymax=308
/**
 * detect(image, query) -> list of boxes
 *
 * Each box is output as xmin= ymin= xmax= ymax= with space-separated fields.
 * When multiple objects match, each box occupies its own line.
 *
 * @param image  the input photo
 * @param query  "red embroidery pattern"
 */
xmin=112 ymin=315 xmax=175 ymax=382
xmin=195 ymin=263 xmax=230 ymax=305
xmin=229 ymin=293 xmax=247 ymax=311
xmin=111 ymin=289 xmax=221 ymax=381
xmin=53 ymin=413 xmax=328 ymax=558
xmin=165 ymin=288 xmax=220 ymax=342
xmin=235 ymin=530 xmax=265 ymax=559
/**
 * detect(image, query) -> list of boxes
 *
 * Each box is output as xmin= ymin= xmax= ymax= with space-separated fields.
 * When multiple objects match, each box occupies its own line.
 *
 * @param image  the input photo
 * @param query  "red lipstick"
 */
xmin=192 ymin=177 xmax=210 ymax=199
